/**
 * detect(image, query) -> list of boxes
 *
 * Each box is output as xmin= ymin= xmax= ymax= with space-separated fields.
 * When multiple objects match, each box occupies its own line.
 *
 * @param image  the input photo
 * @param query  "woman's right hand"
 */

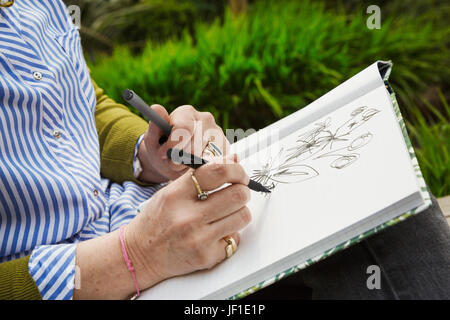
xmin=124 ymin=154 xmax=252 ymax=290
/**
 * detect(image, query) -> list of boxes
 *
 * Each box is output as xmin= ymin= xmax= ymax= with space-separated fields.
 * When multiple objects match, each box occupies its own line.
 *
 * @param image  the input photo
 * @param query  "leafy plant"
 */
xmin=405 ymin=89 xmax=449 ymax=197
xmin=65 ymin=0 xmax=225 ymax=53
xmin=90 ymin=1 xmax=449 ymax=125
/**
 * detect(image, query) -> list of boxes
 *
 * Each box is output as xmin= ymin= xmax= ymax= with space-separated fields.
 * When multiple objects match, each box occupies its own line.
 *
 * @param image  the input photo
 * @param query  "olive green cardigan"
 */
xmin=0 ymin=79 xmax=149 ymax=300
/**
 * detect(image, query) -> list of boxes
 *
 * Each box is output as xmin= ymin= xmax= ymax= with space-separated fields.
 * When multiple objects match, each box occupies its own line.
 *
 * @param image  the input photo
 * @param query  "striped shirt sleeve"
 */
xmin=28 ymin=243 xmax=77 ymax=300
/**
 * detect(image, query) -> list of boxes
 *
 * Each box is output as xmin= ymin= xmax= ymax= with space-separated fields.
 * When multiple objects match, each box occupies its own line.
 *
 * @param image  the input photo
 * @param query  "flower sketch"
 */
xmin=251 ymin=107 xmax=380 ymax=191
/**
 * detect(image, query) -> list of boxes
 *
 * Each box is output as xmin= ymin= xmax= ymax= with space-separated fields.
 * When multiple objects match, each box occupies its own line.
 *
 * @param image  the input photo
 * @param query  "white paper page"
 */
xmin=232 ymin=61 xmax=389 ymax=159
xmin=140 ymin=83 xmax=420 ymax=300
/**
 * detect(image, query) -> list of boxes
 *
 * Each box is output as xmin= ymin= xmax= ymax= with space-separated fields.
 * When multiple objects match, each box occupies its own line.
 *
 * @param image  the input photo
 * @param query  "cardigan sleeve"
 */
xmin=0 ymin=256 xmax=41 ymax=300
xmin=92 ymin=78 xmax=150 ymax=185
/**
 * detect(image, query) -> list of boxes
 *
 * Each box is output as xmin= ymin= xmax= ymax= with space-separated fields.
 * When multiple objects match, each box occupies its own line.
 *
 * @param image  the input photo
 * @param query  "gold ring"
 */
xmin=190 ymin=171 xmax=208 ymax=201
xmin=0 ymin=0 xmax=14 ymax=7
xmin=224 ymin=235 xmax=237 ymax=258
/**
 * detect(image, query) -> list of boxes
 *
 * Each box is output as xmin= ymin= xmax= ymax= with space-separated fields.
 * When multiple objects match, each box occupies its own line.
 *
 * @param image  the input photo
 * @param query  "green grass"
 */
xmin=405 ymin=89 xmax=449 ymax=197
xmin=88 ymin=0 xmax=450 ymax=196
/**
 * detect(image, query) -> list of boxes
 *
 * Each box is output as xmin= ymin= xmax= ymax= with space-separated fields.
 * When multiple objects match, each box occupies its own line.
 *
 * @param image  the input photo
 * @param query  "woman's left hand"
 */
xmin=137 ymin=104 xmax=230 ymax=183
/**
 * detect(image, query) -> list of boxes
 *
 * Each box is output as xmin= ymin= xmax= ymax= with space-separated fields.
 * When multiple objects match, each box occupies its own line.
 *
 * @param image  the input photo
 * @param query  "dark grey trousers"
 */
xmin=244 ymin=193 xmax=450 ymax=300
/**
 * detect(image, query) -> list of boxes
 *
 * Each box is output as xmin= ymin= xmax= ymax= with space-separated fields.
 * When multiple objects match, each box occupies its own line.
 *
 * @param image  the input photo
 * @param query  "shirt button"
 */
xmin=32 ymin=71 xmax=43 ymax=80
xmin=53 ymin=130 xmax=61 ymax=139
xmin=93 ymin=189 xmax=99 ymax=197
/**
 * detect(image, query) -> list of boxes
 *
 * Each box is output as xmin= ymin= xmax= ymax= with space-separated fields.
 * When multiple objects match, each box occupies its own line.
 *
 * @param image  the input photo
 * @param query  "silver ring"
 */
xmin=203 ymin=141 xmax=223 ymax=158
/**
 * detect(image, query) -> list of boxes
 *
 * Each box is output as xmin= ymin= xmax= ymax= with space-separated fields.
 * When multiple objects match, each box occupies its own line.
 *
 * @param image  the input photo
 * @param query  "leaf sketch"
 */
xmin=251 ymin=148 xmax=319 ymax=191
xmin=252 ymin=107 xmax=380 ymax=191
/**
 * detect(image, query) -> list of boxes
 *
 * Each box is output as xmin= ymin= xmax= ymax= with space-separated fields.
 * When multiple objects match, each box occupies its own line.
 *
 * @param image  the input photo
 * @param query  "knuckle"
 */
xmin=179 ymin=105 xmax=196 ymax=113
xmin=231 ymin=185 xmax=250 ymax=204
xmin=205 ymin=258 xmax=219 ymax=270
xmin=190 ymin=241 xmax=208 ymax=266
xmin=202 ymin=112 xmax=215 ymax=123
xmin=239 ymin=207 xmax=252 ymax=225
xmin=174 ymin=214 xmax=191 ymax=230
xmin=172 ymin=123 xmax=194 ymax=136
xmin=208 ymin=162 xmax=228 ymax=177
xmin=196 ymin=252 xmax=210 ymax=268
xmin=189 ymin=234 xmax=203 ymax=252
xmin=197 ymin=207 xmax=209 ymax=223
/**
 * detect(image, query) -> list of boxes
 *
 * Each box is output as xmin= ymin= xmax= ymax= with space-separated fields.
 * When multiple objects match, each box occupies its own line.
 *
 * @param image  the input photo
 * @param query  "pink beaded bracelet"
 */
xmin=119 ymin=225 xmax=140 ymax=299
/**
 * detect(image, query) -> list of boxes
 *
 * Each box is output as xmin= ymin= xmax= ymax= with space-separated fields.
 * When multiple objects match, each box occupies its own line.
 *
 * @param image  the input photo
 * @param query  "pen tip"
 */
xmin=248 ymin=180 xmax=271 ymax=193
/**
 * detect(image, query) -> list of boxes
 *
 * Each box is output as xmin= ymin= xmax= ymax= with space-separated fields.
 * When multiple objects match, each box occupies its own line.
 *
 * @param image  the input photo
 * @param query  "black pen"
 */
xmin=123 ymin=89 xmax=172 ymax=144
xmin=123 ymin=89 xmax=270 ymax=193
xmin=168 ymin=148 xmax=271 ymax=194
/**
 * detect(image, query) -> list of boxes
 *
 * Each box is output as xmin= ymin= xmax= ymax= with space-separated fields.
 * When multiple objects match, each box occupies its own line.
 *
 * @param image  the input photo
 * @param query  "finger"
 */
xmin=209 ymin=206 xmax=251 ymax=241
xmin=201 ymin=126 xmax=230 ymax=161
xmin=165 ymin=129 xmax=201 ymax=173
xmin=187 ymin=155 xmax=249 ymax=198
xmin=180 ymin=111 xmax=216 ymax=158
xmin=221 ymin=232 xmax=240 ymax=259
xmin=165 ymin=106 xmax=198 ymax=171
xmin=146 ymin=104 xmax=171 ymax=149
xmin=197 ymin=184 xmax=250 ymax=223
xmin=197 ymin=111 xmax=218 ymax=155
xmin=194 ymin=111 xmax=230 ymax=159
xmin=177 ymin=117 xmax=204 ymax=163
xmin=227 ymin=232 xmax=241 ymax=249
xmin=171 ymin=153 xmax=247 ymax=201
xmin=166 ymin=105 xmax=197 ymax=151
xmin=219 ymin=134 xmax=231 ymax=156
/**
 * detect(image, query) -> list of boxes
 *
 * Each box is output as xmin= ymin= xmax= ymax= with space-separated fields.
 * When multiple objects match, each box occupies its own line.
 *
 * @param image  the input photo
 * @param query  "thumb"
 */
xmin=146 ymin=104 xmax=171 ymax=149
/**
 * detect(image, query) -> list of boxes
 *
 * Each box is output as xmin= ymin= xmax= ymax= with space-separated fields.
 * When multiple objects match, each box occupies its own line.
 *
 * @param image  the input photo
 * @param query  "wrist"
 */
xmin=136 ymin=141 xmax=154 ymax=182
xmin=133 ymin=135 xmax=145 ymax=179
xmin=123 ymin=221 xmax=165 ymax=290
xmin=74 ymin=231 xmax=137 ymax=299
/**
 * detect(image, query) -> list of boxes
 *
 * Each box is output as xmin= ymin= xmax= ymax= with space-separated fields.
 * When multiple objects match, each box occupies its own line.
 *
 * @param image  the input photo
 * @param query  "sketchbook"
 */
xmin=138 ymin=61 xmax=432 ymax=300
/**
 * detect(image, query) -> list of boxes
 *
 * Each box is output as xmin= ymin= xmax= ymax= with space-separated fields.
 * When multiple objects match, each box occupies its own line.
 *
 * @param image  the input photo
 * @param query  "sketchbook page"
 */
xmin=140 ymin=82 xmax=421 ymax=300
xmin=232 ymin=61 xmax=388 ymax=159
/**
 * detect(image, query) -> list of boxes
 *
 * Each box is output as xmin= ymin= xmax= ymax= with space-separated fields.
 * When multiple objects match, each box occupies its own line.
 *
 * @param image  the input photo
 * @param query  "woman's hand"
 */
xmin=137 ymin=105 xmax=230 ymax=183
xmin=124 ymin=155 xmax=251 ymax=290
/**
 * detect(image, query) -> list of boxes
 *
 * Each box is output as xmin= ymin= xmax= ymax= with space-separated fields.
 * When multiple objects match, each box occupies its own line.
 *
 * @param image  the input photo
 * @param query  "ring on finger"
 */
xmin=203 ymin=141 xmax=223 ymax=158
xmin=224 ymin=235 xmax=237 ymax=259
xmin=190 ymin=170 xmax=209 ymax=201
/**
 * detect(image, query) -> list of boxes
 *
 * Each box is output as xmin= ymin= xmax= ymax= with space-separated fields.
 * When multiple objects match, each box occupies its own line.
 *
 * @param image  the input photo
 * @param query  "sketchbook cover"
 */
xmin=227 ymin=62 xmax=432 ymax=300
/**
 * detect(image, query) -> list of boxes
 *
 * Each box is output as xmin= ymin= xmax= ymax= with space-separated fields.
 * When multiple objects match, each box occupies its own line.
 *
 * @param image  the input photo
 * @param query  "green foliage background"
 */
xmin=77 ymin=0 xmax=449 ymax=196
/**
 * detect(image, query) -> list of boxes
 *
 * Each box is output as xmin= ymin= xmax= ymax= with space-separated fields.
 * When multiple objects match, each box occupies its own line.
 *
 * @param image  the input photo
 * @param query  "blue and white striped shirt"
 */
xmin=0 ymin=0 xmax=159 ymax=299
